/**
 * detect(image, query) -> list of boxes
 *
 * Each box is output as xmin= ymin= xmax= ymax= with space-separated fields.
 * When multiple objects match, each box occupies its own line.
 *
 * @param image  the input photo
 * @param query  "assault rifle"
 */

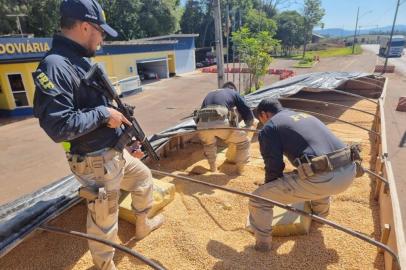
xmin=83 ymin=63 xmax=159 ymax=161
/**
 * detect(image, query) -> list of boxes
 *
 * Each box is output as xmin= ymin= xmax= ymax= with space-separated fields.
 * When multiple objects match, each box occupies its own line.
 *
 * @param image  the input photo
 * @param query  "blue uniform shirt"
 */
xmin=201 ymin=88 xmax=254 ymax=126
xmin=259 ymin=109 xmax=345 ymax=182
xmin=33 ymin=35 xmax=121 ymax=154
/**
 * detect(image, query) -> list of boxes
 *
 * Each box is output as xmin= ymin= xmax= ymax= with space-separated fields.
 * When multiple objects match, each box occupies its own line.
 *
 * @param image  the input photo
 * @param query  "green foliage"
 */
xmin=25 ymin=0 xmax=61 ymax=37
xmin=0 ymin=0 xmax=29 ymax=35
xmin=0 ymin=0 xmax=180 ymax=39
xmin=302 ymin=0 xmax=325 ymax=57
xmin=180 ymin=0 xmax=205 ymax=45
xmin=244 ymin=9 xmax=277 ymax=35
xmin=99 ymin=0 xmax=141 ymax=40
xmin=232 ymin=27 xmax=279 ymax=92
xmin=275 ymin=11 xmax=304 ymax=55
xmin=293 ymin=45 xmax=363 ymax=59
xmin=294 ymin=59 xmax=314 ymax=68
xmin=138 ymin=0 xmax=181 ymax=37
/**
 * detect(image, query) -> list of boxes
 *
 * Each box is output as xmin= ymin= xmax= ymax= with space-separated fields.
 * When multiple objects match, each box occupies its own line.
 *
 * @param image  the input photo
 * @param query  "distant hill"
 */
xmin=314 ymin=25 xmax=406 ymax=37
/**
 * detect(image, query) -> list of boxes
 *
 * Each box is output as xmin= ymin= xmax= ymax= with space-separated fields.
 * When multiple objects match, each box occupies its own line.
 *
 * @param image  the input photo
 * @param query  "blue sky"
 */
xmin=180 ymin=0 xmax=406 ymax=30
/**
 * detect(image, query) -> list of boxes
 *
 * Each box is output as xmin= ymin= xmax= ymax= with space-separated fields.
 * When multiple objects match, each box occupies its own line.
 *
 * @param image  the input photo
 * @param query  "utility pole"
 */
xmin=6 ymin=14 xmax=27 ymax=37
xmin=383 ymin=0 xmax=401 ymax=73
xmin=352 ymin=7 xmax=360 ymax=54
xmin=213 ymin=0 xmax=224 ymax=88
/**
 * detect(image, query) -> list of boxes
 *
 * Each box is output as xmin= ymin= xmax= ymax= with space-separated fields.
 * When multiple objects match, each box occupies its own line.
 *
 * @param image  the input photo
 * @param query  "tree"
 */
xmin=275 ymin=11 xmax=304 ymax=55
xmin=25 ymin=0 xmax=59 ymax=37
xmin=138 ymin=0 xmax=181 ymax=37
xmin=232 ymin=27 xmax=279 ymax=92
xmin=244 ymin=9 xmax=277 ymax=35
xmin=180 ymin=0 xmax=205 ymax=46
xmin=99 ymin=0 xmax=142 ymax=40
xmin=252 ymin=0 xmax=295 ymax=18
xmin=0 ymin=0 xmax=28 ymax=35
xmin=301 ymin=0 xmax=325 ymax=57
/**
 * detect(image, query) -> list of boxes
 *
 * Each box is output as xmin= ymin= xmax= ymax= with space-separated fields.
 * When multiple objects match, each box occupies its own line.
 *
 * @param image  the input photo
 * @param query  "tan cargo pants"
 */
xmin=197 ymin=118 xmax=250 ymax=165
xmin=68 ymin=149 xmax=153 ymax=270
xmin=248 ymin=163 xmax=356 ymax=242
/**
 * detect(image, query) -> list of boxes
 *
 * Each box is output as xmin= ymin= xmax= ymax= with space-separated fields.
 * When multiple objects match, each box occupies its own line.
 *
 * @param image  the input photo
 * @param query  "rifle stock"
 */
xmin=84 ymin=63 xmax=160 ymax=161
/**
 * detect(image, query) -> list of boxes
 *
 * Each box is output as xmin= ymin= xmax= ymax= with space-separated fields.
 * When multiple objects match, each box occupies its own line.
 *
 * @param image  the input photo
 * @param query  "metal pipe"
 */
xmin=325 ymin=89 xmax=378 ymax=104
xmin=279 ymin=97 xmax=376 ymax=116
xmin=39 ymin=225 xmax=166 ymax=270
xmin=153 ymin=127 xmax=259 ymax=140
xmin=291 ymin=109 xmax=380 ymax=136
xmin=364 ymin=167 xmax=389 ymax=185
xmin=347 ymin=78 xmax=383 ymax=89
xmin=151 ymin=169 xmax=399 ymax=267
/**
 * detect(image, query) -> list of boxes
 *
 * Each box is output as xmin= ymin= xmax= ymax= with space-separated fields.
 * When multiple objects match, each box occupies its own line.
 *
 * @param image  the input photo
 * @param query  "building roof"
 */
xmin=104 ymin=40 xmax=178 ymax=46
xmin=312 ymin=33 xmax=325 ymax=39
xmin=138 ymin=34 xmax=199 ymax=42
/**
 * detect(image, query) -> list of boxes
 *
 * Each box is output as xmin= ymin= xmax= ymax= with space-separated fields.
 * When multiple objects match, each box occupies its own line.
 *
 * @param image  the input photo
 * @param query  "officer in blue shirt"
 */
xmin=248 ymin=98 xmax=357 ymax=252
xmin=33 ymin=1 xmax=163 ymax=269
xmin=195 ymin=81 xmax=254 ymax=174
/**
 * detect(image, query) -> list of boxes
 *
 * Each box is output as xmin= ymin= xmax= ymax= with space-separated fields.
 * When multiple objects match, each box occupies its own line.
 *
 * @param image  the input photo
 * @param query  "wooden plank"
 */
xmin=379 ymin=224 xmax=391 ymax=253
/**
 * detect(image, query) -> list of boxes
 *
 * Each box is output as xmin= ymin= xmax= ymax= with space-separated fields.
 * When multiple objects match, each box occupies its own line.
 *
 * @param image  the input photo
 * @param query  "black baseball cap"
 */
xmin=255 ymin=98 xmax=283 ymax=118
xmin=60 ymin=0 xmax=118 ymax=37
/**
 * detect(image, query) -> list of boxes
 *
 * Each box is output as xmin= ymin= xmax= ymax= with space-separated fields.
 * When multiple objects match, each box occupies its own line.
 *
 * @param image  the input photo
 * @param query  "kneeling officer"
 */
xmin=248 ymin=98 xmax=361 ymax=252
xmin=195 ymin=82 xmax=254 ymax=174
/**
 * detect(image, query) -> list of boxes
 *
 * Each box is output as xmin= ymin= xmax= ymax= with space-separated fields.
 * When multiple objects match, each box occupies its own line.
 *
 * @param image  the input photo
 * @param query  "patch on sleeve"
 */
xmin=33 ymin=71 xmax=61 ymax=97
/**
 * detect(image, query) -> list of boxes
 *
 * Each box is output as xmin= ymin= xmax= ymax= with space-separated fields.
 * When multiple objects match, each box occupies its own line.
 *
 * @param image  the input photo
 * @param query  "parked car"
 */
xmin=138 ymin=69 xmax=158 ymax=80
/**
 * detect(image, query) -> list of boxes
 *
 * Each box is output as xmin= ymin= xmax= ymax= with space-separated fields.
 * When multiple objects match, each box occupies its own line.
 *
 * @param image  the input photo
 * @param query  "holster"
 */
xmin=228 ymin=107 xmax=239 ymax=127
xmin=79 ymin=186 xmax=119 ymax=216
xmin=350 ymin=144 xmax=364 ymax=178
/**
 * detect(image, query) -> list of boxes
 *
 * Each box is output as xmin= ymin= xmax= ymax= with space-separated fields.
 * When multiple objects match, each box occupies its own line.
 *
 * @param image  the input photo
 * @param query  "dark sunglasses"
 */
xmin=88 ymin=22 xmax=106 ymax=39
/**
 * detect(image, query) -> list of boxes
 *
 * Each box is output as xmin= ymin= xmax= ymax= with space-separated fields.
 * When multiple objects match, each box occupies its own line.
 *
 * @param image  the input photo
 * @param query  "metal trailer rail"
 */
xmin=39 ymin=225 xmax=166 ymax=270
xmin=374 ymin=83 xmax=406 ymax=269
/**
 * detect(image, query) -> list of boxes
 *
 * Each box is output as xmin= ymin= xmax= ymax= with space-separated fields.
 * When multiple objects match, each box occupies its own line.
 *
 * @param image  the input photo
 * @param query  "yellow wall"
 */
xmin=0 ymin=51 xmax=175 ymax=110
xmin=0 ymin=61 xmax=39 ymax=110
xmin=168 ymin=54 xmax=176 ymax=73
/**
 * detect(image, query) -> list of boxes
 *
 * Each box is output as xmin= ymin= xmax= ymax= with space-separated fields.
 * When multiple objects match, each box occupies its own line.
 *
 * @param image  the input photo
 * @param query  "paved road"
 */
xmin=362 ymin=44 xmax=406 ymax=75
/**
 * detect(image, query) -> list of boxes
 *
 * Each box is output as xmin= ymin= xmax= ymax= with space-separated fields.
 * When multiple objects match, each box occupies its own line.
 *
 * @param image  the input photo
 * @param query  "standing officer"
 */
xmin=195 ymin=82 xmax=254 ymax=174
xmin=248 ymin=98 xmax=358 ymax=252
xmin=33 ymin=1 xmax=163 ymax=269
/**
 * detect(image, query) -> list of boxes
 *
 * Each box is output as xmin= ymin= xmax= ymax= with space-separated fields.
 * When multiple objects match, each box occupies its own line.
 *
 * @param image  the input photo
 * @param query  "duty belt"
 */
xmin=195 ymin=105 xmax=229 ymax=123
xmin=294 ymin=146 xmax=354 ymax=180
xmin=66 ymin=148 xmax=121 ymax=180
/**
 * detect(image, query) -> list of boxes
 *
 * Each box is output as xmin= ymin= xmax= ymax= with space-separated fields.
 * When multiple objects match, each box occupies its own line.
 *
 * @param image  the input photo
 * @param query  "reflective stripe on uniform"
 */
xmin=61 ymin=141 xmax=71 ymax=152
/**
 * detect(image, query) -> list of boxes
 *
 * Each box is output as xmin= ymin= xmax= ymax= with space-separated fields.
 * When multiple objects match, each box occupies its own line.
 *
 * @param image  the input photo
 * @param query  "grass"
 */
xmin=291 ymin=45 xmax=363 ymax=60
xmin=292 ymin=56 xmax=315 ymax=68
xmin=293 ymin=61 xmax=315 ymax=68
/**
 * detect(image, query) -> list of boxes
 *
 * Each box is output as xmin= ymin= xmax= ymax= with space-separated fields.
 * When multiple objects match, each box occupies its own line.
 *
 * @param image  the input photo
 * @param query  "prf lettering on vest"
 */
xmin=37 ymin=72 xmax=55 ymax=90
xmin=290 ymin=113 xmax=310 ymax=122
xmin=0 ymin=42 xmax=50 ymax=55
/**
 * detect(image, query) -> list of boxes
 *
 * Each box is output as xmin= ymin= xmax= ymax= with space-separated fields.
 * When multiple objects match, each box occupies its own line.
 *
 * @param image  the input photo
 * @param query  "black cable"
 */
xmin=39 ymin=225 xmax=166 ymax=270
xmin=151 ymin=169 xmax=399 ymax=267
